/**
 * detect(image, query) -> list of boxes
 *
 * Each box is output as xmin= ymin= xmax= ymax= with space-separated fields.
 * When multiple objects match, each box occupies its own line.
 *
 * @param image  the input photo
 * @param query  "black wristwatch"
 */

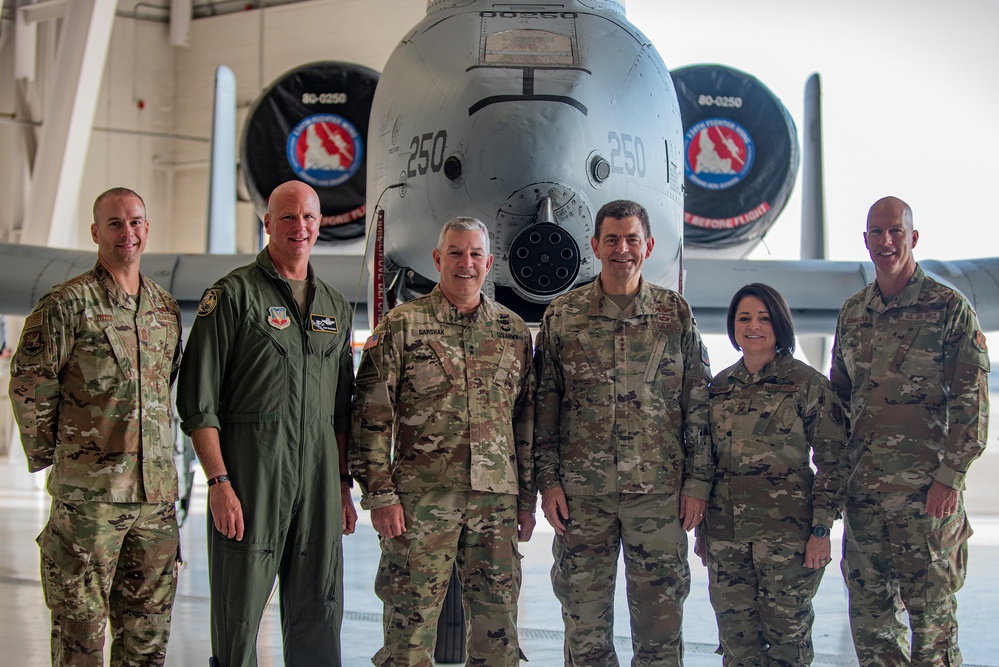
xmin=811 ymin=525 xmax=830 ymax=538
xmin=207 ymin=474 xmax=230 ymax=487
xmin=340 ymin=473 xmax=354 ymax=488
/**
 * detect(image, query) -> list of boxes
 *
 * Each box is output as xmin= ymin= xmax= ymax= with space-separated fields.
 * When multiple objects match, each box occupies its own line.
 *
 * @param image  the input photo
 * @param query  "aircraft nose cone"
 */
xmin=509 ymin=223 xmax=580 ymax=297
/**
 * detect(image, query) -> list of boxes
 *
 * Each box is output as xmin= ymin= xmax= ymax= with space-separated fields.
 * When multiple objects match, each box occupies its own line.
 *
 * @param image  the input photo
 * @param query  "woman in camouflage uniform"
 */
xmin=699 ymin=283 xmax=849 ymax=665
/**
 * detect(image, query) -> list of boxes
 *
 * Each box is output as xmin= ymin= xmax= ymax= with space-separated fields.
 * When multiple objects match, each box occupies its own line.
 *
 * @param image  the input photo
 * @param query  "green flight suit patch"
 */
xmin=197 ymin=289 xmax=219 ymax=317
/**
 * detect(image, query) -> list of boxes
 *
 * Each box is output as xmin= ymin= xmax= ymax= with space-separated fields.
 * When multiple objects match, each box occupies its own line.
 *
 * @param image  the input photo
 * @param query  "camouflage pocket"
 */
xmin=492 ymin=344 xmax=517 ymax=389
xmin=924 ymin=515 xmax=972 ymax=602
xmin=564 ymin=335 xmax=605 ymax=386
xmin=374 ymin=534 xmax=412 ymax=606
xmin=770 ymin=560 xmax=820 ymax=620
xmin=408 ymin=340 xmax=455 ymax=395
xmin=77 ymin=326 xmax=132 ymax=390
xmin=36 ymin=522 xmax=93 ymax=615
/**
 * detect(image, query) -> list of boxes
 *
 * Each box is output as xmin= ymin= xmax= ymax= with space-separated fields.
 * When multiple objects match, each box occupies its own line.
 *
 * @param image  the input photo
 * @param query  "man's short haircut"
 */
xmin=593 ymin=200 xmax=651 ymax=240
xmin=93 ymin=187 xmax=146 ymax=224
xmin=726 ymin=282 xmax=796 ymax=356
xmin=438 ymin=217 xmax=490 ymax=255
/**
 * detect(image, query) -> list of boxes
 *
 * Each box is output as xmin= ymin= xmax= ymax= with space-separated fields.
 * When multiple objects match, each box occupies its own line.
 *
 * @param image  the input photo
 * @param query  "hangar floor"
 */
xmin=1 ymin=472 xmax=997 ymax=667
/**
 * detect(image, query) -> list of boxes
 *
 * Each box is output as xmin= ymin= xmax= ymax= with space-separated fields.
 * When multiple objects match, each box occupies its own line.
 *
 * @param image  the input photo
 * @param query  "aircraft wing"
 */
xmin=2 ymin=243 xmax=996 ymax=334
xmin=0 ymin=243 xmax=370 ymax=326
xmin=685 ymin=257 xmax=999 ymax=334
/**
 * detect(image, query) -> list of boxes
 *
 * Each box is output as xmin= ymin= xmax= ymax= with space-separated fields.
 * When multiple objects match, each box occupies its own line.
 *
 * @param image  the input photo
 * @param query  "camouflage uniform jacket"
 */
xmin=9 ymin=262 xmax=182 ymax=503
xmin=534 ymin=277 xmax=713 ymax=499
xmin=177 ymin=248 xmax=354 ymax=474
xmin=831 ymin=265 xmax=990 ymax=493
xmin=350 ymin=286 xmax=535 ymax=512
xmin=706 ymin=354 xmax=848 ymax=542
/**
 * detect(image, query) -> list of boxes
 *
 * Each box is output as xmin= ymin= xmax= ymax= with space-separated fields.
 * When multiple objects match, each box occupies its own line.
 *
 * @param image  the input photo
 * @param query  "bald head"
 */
xmin=867 ymin=196 xmax=913 ymax=232
xmin=864 ymin=195 xmax=919 ymax=296
xmin=264 ymin=180 xmax=321 ymax=278
xmin=268 ymin=180 xmax=320 ymax=218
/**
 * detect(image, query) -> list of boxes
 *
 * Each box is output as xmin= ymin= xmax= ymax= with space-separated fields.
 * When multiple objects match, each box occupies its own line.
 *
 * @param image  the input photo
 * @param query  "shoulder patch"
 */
xmin=974 ymin=330 xmax=988 ymax=353
xmin=23 ymin=311 xmax=43 ymax=329
xmin=197 ymin=289 xmax=219 ymax=317
xmin=20 ymin=329 xmax=44 ymax=356
xmin=363 ymin=333 xmax=381 ymax=350
xmin=19 ymin=309 xmax=45 ymax=356
xmin=700 ymin=341 xmax=710 ymax=367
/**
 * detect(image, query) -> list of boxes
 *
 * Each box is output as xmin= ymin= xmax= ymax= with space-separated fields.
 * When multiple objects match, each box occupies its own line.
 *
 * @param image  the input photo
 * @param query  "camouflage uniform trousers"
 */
xmin=843 ymin=490 xmax=972 ymax=667
xmin=373 ymin=489 xmax=522 ymax=667
xmin=37 ymin=499 xmax=180 ymax=667
xmin=705 ymin=537 xmax=823 ymax=666
xmin=552 ymin=492 xmax=689 ymax=667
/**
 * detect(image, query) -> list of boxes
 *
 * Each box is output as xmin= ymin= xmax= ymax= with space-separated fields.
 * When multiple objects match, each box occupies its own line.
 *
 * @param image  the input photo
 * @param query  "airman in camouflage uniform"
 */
xmin=702 ymin=283 xmax=848 ymax=665
xmin=351 ymin=217 xmax=536 ymax=667
xmin=9 ymin=188 xmax=182 ymax=667
xmin=535 ymin=200 xmax=712 ymax=667
xmin=831 ymin=197 xmax=990 ymax=666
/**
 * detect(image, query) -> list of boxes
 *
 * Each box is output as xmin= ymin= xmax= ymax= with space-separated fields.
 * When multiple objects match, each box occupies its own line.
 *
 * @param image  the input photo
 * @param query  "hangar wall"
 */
xmin=0 ymin=0 xmax=424 ymax=255
xmin=0 ymin=0 xmax=424 ymax=464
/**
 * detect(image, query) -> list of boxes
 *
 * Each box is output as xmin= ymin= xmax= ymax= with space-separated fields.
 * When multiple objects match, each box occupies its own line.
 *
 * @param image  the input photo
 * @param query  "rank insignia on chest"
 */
xmin=736 ymin=401 xmax=748 ymax=413
xmin=268 ymin=306 xmax=291 ymax=330
xmin=310 ymin=314 xmax=338 ymax=334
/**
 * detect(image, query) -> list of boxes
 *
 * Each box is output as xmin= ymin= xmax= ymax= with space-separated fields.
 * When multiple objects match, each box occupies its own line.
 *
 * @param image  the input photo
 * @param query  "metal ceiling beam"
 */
xmin=21 ymin=0 xmax=117 ymax=248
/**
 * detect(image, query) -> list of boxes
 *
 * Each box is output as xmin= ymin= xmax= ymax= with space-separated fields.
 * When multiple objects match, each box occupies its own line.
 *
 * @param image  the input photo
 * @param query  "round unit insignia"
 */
xmin=197 ymin=289 xmax=219 ymax=317
xmin=684 ymin=118 xmax=755 ymax=191
xmin=286 ymin=114 xmax=364 ymax=188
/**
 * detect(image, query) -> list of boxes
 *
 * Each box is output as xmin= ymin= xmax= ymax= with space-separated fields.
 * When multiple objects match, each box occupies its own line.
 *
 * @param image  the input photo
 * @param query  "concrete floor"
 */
xmin=1 ymin=477 xmax=997 ymax=667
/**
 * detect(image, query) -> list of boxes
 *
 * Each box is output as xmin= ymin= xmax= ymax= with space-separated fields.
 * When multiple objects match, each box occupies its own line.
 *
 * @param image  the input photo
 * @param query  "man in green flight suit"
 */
xmin=177 ymin=180 xmax=356 ymax=667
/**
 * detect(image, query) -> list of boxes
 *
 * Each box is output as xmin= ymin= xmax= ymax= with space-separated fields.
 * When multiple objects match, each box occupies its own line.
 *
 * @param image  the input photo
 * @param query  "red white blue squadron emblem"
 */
xmin=286 ymin=114 xmax=364 ymax=188
xmin=684 ymin=118 xmax=755 ymax=191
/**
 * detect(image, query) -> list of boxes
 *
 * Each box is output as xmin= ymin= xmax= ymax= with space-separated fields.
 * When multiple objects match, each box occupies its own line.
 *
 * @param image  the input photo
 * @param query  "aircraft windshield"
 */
xmin=483 ymin=29 xmax=574 ymax=66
